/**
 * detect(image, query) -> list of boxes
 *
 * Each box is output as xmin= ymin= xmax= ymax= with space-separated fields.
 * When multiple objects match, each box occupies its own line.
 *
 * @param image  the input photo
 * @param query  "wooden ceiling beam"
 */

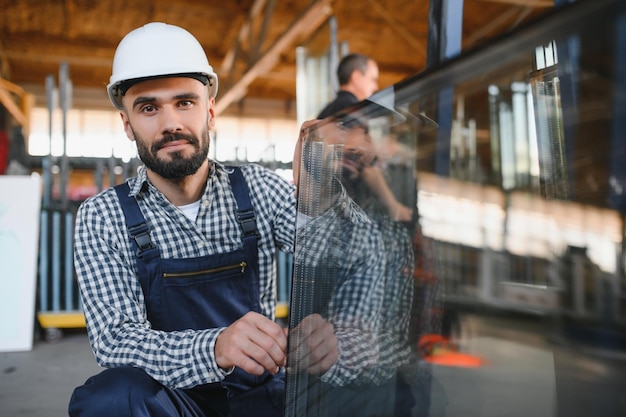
xmin=0 ymin=77 xmax=34 ymax=137
xmin=465 ymin=6 xmax=535 ymax=45
xmin=478 ymin=0 xmax=553 ymax=7
xmin=367 ymin=0 xmax=427 ymax=61
xmin=0 ymin=36 xmax=9 ymax=79
xmin=1 ymin=50 xmax=111 ymax=67
xmin=64 ymin=0 xmax=78 ymax=39
xmin=215 ymin=0 xmax=333 ymax=115
xmin=251 ymin=0 xmax=277 ymax=63
xmin=221 ymin=0 xmax=269 ymax=77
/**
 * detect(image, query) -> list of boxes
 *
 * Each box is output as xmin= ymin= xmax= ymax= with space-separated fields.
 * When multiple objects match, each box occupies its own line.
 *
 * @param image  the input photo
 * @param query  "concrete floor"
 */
xmin=1 ymin=315 xmax=625 ymax=417
xmin=0 ymin=329 xmax=101 ymax=417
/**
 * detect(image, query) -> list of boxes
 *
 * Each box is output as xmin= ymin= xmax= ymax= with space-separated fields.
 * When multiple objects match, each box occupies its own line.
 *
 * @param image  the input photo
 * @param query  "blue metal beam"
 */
xmin=427 ymin=0 xmax=464 ymax=177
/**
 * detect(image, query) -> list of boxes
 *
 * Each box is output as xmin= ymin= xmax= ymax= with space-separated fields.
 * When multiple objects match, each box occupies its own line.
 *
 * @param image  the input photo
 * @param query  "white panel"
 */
xmin=0 ymin=175 xmax=42 ymax=352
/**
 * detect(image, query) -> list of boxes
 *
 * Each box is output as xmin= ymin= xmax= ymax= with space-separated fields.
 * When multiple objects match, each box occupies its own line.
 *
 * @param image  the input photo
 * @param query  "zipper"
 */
xmin=163 ymin=261 xmax=247 ymax=278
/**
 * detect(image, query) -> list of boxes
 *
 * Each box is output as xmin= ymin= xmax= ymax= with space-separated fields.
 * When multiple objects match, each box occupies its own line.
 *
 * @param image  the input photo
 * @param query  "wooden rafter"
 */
xmin=479 ymin=0 xmax=553 ymax=7
xmin=215 ymin=0 xmax=333 ymax=115
xmin=0 ymin=77 xmax=34 ymax=137
xmin=466 ymin=6 xmax=534 ymax=45
xmin=367 ymin=0 xmax=428 ymax=61
xmin=0 ymin=0 xmax=551 ymax=116
xmin=0 ymin=35 xmax=9 ymax=79
xmin=0 ymin=50 xmax=111 ymax=67
xmin=251 ymin=0 xmax=277 ymax=63
xmin=221 ymin=0 xmax=269 ymax=78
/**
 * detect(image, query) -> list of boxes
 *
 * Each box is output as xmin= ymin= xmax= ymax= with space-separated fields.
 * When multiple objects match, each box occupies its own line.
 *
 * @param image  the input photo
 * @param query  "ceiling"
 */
xmin=0 ymin=0 xmax=553 ymax=120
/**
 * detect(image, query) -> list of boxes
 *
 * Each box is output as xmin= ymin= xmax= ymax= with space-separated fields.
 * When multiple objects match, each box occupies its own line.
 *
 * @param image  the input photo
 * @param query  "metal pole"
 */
xmin=52 ymin=210 xmax=61 ymax=311
xmin=39 ymin=74 xmax=56 ymax=313
xmin=58 ymin=62 xmax=73 ymax=314
xmin=427 ymin=0 xmax=464 ymax=177
xmin=328 ymin=16 xmax=339 ymax=93
xmin=608 ymin=14 xmax=626 ymax=212
xmin=608 ymin=12 xmax=626 ymax=324
xmin=108 ymin=154 xmax=117 ymax=188
xmin=64 ymin=211 xmax=74 ymax=311
xmin=58 ymin=62 xmax=71 ymax=211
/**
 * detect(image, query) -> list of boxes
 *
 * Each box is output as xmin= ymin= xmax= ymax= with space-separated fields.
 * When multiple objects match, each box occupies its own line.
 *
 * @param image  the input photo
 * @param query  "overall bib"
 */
xmin=113 ymin=166 xmax=284 ymax=417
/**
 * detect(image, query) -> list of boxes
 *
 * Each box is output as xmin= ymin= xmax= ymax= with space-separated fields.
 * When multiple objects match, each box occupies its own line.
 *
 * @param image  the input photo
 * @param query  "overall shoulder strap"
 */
xmin=115 ymin=169 xmax=258 ymax=251
xmin=226 ymin=165 xmax=261 ymax=286
xmin=227 ymin=165 xmax=258 ymax=238
xmin=114 ymin=182 xmax=163 ymax=327
xmin=114 ymin=182 xmax=156 ymax=258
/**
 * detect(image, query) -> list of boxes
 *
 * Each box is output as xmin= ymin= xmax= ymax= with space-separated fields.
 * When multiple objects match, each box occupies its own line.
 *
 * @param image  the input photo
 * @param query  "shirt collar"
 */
xmin=128 ymin=159 xmax=221 ymax=198
xmin=128 ymin=165 xmax=149 ymax=197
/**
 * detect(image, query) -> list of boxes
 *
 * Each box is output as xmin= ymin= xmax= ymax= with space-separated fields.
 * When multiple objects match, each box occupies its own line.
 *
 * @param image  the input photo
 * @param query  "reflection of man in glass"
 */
xmin=334 ymin=115 xmax=418 ymax=414
xmin=286 ymin=117 xmax=416 ymax=417
xmin=289 ymin=119 xmax=386 ymax=375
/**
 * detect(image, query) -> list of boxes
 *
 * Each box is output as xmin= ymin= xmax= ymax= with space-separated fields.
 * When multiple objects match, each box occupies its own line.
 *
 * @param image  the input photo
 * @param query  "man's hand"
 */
xmin=293 ymin=120 xmax=321 ymax=191
xmin=215 ymin=311 xmax=287 ymax=376
xmin=288 ymin=313 xmax=338 ymax=375
xmin=361 ymin=165 xmax=414 ymax=222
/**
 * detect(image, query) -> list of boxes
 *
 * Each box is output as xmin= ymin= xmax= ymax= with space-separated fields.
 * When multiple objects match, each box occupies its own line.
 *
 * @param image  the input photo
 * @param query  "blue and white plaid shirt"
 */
xmin=293 ymin=186 xmax=387 ymax=387
xmin=74 ymin=162 xmax=296 ymax=389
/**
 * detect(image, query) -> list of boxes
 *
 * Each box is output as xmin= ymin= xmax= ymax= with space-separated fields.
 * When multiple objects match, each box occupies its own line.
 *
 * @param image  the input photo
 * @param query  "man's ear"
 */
xmin=207 ymin=97 xmax=216 ymax=129
xmin=120 ymin=112 xmax=135 ymax=141
xmin=351 ymin=69 xmax=364 ymax=85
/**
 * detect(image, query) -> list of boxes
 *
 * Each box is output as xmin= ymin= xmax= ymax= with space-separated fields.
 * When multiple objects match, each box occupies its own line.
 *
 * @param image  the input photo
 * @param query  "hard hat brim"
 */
xmin=108 ymin=72 xmax=218 ymax=110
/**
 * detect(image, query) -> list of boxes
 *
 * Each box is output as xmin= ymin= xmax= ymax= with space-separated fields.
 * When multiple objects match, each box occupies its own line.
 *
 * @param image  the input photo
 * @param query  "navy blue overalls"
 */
xmin=70 ymin=167 xmax=284 ymax=417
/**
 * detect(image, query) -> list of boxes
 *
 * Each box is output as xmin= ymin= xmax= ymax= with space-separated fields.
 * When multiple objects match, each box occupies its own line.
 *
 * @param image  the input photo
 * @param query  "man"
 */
xmin=331 ymin=118 xmax=418 ymax=416
xmin=285 ymin=119 xmax=388 ymax=417
xmin=317 ymin=53 xmax=379 ymax=119
xmin=317 ymin=53 xmax=413 ymax=222
xmin=69 ymin=22 xmax=297 ymax=417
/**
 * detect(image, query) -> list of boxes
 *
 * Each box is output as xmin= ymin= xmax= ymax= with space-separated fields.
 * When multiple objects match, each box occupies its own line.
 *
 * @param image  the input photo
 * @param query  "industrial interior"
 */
xmin=1 ymin=1 xmax=626 ymax=416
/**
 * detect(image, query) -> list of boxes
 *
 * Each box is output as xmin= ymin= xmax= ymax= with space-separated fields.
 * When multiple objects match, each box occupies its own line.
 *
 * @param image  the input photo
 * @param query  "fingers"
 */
xmin=293 ymin=120 xmax=322 ymax=187
xmin=215 ymin=312 xmax=287 ymax=376
xmin=299 ymin=119 xmax=321 ymax=132
xmin=302 ymin=318 xmax=338 ymax=375
xmin=288 ymin=314 xmax=338 ymax=375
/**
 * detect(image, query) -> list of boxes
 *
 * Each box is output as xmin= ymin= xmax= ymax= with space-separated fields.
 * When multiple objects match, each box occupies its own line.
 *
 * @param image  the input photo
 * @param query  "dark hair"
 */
xmin=337 ymin=53 xmax=372 ymax=86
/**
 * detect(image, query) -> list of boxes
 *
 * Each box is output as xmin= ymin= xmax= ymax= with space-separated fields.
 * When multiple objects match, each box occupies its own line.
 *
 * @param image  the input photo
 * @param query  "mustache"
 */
xmin=343 ymin=151 xmax=363 ymax=162
xmin=152 ymin=132 xmax=199 ymax=152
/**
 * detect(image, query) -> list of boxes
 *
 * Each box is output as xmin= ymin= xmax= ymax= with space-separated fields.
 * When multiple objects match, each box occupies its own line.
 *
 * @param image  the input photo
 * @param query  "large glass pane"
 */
xmin=286 ymin=1 xmax=626 ymax=416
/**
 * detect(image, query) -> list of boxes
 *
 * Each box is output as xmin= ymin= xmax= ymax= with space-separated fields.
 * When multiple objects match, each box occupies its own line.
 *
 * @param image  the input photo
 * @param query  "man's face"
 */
xmin=120 ymin=77 xmax=215 ymax=180
xmin=315 ymin=118 xmax=375 ymax=181
xmin=354 ymin=60 xmax=379 ymax=100
xmin=339 ymin=125 xmax=374 ymax=180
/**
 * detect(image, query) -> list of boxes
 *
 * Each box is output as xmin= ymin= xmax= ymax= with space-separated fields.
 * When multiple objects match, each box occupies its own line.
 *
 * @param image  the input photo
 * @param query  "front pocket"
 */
xmin=159 ymin=259 xmax=256 ymax=330
xmin=163 ymin=261 xmax=248 ymax=278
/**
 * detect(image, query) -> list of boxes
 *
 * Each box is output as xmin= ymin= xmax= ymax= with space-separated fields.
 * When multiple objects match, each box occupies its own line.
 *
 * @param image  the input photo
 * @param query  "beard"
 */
xmin=133 ymin=127 xmax=211 ymax=181
xmin=341 ymin=150 xmax=366 ymax=181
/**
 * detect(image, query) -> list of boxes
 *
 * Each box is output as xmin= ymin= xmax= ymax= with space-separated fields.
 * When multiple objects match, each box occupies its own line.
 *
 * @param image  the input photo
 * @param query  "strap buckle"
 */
xmin=237 ymin=209 xmax=258 ymax=237
xmin=129 ymin=223 xmax=155 ymax=257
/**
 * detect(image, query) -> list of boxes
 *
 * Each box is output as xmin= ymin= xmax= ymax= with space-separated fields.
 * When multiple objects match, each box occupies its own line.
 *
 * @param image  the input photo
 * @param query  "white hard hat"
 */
xmin=107 ymin=22 xmax=218 ymax=110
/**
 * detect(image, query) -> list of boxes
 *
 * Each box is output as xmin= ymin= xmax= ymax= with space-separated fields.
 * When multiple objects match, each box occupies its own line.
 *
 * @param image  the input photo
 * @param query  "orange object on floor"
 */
xmin=418 ymin=333 xmax=487 ymax=368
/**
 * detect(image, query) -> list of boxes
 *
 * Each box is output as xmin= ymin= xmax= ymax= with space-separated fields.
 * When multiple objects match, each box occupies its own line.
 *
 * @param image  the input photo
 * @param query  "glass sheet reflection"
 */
xmin=285 ymin=1 xmax=626 ymax=416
